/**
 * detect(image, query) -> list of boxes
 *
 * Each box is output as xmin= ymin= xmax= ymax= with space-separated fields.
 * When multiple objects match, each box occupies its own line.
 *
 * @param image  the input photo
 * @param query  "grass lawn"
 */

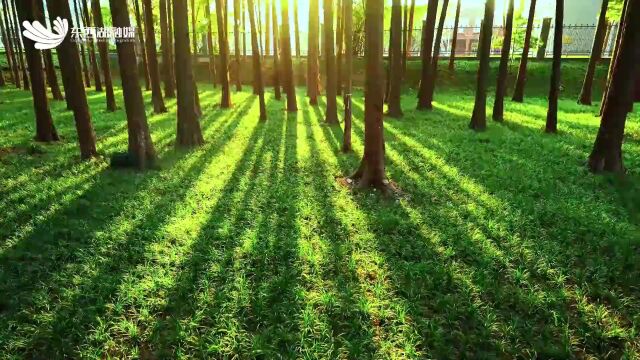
xmin=1 ymin=84 xmax=639 ymax=359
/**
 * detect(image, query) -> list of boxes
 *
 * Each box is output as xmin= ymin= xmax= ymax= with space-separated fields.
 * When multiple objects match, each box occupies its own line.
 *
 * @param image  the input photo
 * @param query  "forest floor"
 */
xmin=1 ymin=85 xmax=639 ymax=359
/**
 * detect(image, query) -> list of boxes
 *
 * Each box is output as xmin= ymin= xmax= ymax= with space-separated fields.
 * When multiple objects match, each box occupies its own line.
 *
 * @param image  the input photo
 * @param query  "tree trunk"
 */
xmin=293 ymin=0 xmax=301 ymax=58
xmin=600 ymin=0 xmax=627 ymax=116
xmin=536 ymin=17 xmax=552 ymax=60
xmin=469 ymin=0 xmax=495 ymax=131
xmin=15 ymin=0 xmax=59 ymax=142
xmin=91 ymin=0 xmax=117 ymax=111
xmin=336 ymin=0 xmax=343 ymax=96
xmin=247 ymin=0 xmax=266 ymax=121
xmin=272 ymin=0 xmax=281 ymax=100
xmin=72 ymin=0 xmax=90 ymax=88
xmin=189 ymin=0 xmax=202 ymax=117
xmin=174 ymin=0 xmax=205 ymax=147
xmin=402 ymin=0 xmax=408 ymax=73
xmin=133 ymin=0 xmax=151 ymax=91
xmin=307 ymin=0 xmax=319 ymax=105
xmin=425 ymin=0 xmax=449 ymax=107
xmin=5 ymin=0 xmax=28 ymax=90
xmin=9 ymin=0 xmax=29 ymax=90
xmin=265 ymin=0 xmax=271 ymax=56
xmin=417 ymin=0 xmax=439 ymax=110
xmin=242 ymin=0 xmax=247 ymax=58
xmin=578 ymin=0 xmax=609 ymax=106
xmin=448 ymin=0 xmax=461 ymax=71
xmin=545 ymin=0 xmax=563 ymax=134
xmin=215 ymin=0 xmax=232 ymax=108
xmin=46 ymin=0 xmax=98 ymax=160
xmin=387 ymin=0 xmax=404 ymax=118
xmin=323 ymin=0 xmax=338 ymax=123
xmin=405 ymin=0 xmax=416 ymax=70
xmin=233 ymin=0 xmax=242 ymax=91
xmin=33 ymin=0 xmax=63 ymax=100
xmin=352 ymin=0 xmax=387 ymax=192
xmin=342 ymin=0 xmax=353 ymax=152
xmin=0 ymin=3 xmax=19 ymax=88
xmin=168 ymin=0 xmax=176 ymax=91
xmin=160 ymin=0 xmax=176 ymax=97
xmin=205 ymin=1 xmax=217 ymax=87
xmin=81 ymin=0 xmax=101 ymax=91
xmin=281 ymin=0 xmax=297 ymax=112
xmin=588 ymin=0 xmax=639 ymax=173
xmin=142 ymin=0 xmax=167 ymax=113
xmin=512 ymin=0 xmax=536 ymax=102
xmin=108 ymin=0 xmax=157 ymax=169
xmin=492 ymin=0 xmax=514 ymax=122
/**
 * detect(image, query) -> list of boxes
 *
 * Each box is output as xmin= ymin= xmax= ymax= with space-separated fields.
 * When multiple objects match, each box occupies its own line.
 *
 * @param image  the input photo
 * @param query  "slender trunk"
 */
xmin=15 ymin=0 xmax=58 ymax=142
xmin=6 ymin=0 xmax=28 ymax=90
xmin=46 ymin=0 xmax=98 ymax=159
xmin=189 ymin=0 xmax=202 ymax=117
xmin=272 ymin=0 xmax=281 ymax=100
xmin=160 ymin=0 xmax=176 ymax=97
xmin=247 ymin=0 xmax=266 ymax=120
xmin=216 ymin=0 xmax=232 ymax=108
xmin=142 ymin=0 xmax=167 ymax=113
xmin=205 ymin=2 xmax=217 ymax=87
xmin=545 ymin=0 xmax=563 ymax=133
xmin=536 ymin=17 xmax=552 ymax=60
xmin=34 ymin=0 xmax=63 ymax=100
xmin=233 ymin=0 xmax=242 ymax=91
xmin=600 ymin=1 xmax=627 ymax=116
xmin=281 ymin=0 xmax=297 ymax=111
xmin=588 ymin=0 xmax=639 ymax=173
xmin=0 ymin=4 xmax=19 ymax=87
xmin=168 ymin=0 xmax=176 ymax=90
xmin=336 ymin=0 xmax=343 ymax=96
xmin=133 ymin=0 xmax=151 ymax=90
xmin=578 ymin=0 xmax=609 ymax=105
xmin=342 ymin=0 xmax=353 ymax=152
xmin=469 ymin=0 xmax=495 ymax=131
xmin=323 ymin=0 xmax=338 ymax=123
xmin=512 ymin=0 xmax=536 ymax=102
xmin=352 ymin=0 xmax=387 ymax=192
xmin=81 ymin=0 xmax=101 ymax=91
xmin=402 ymin=0 xmax=408 ymax=73
xmin=492 ymin=0 xmax=514 ymax=122
xmin=387 ymin=0 xmax=403 ymax=118
xmin=448 ymin=0 xmax=461 ymax=71
xmin=406 ymin=0 xmax=416 ymax=69
xmin=72 ymin=0 xmax=90 ymax=88
xmin=425 ymin=0 xmax=449 ymax=107
xmin=417 ymin=0 xmax=439 ymax=110
xmin=265 ymin=0 xmax=270 ymax=56
xmin=242 ymin=0 xmax=247 ymax=58
xmin=91 ymin=0 xmax=117 ymax=111
xmin=293 ymin=0 xmax=301 ymax=58
xmin=307 ymin=0 xmax=319 ymax=104
xmin=173 ymin=0 xmax=205 ymax=147
xmin=109 ymin=0 xmax=157 ymax=169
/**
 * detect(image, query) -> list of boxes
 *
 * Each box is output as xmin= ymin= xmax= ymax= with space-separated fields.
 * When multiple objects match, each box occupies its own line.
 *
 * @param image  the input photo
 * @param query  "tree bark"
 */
xmin=81 ymin=0 xmax=101 ymax=91
xmin=46 ymin=0 xmax=98 ymax=159
xmin=133 ymin=0 xmax=151 ymax=91
xmin=272 ymin=0 xmax=281 ymax=100
xmin=323 ymin=0 xmax=338 ymax=123
xmin=215 ymin=0 xmax=232 ymax=108
xmin=352 ymin=0 xmax=387 ymax=192
xmin=405 ymin=0 xmax=416 ymax=70
xmin=578 ymin=0 xmax=609 ymax=106
xmin=293 ymin=0 xmax=301 ymax=58
xmin=8 ymin=0 xmax=29 ymax=90
xmin=247 ymin=0 xmax=266 ymax=121
xmin=233 ymin=0 xmax=242 ymax=91
xmin=342 ymin=0 xmax=353 ymax=152
xmin=512 ymin=0 xmax=536 ymax=102
xmin=109 ymin=0 xmax=157 ymax=169
xmin=91 ymin=0 xmax=117 ymax=111
xmin=281 ymin=0 xmax=297 ymax=112
xmin=15 ymin=0 xmax=59 ymax=142
xmin=336 ymin=0 xmax=343 ymax=96
xmin=4 ymin=0 xmax=28 ymax=90
xmin=448 ymin=0 xmax=461 ymax=71
xmin=492 ymin=0 xmax=514 ymax=122
xmin=588 ymin=0 xmax=639 ymax=173
xmin=545 ymin=0 xmax=563 ymax=134
xmin=469 ymin=0 xmax=495 ymax=131
xmin=205 ymin=1 xmax=217 ymax=87
xmin=160 ymin=0 xmax=176 ymax=97
xmin=425 ymin=0 xmax=449 ymax=107
xmin=387 ymin=0 xmax=404 ymax=118
xmin=174 ymin=0 xmax=205 ymax=147
xmin=536 ymin=17 xmax=552 ymax=60
xmin=600 ymin=0 xmax=627 ymax=116
xmin=417 ymin=0 xmax=438 ymax=110
xmin=72 ymin=0 xmax=90 ymax=88
xmin=307 ymin=0 xmax=319 ymax=105
xmin=142 ymin=0 xmax=167 ymax=113
xmin=0 ymin=3 xmax=19 ymax=88
xmin=33 ymin=0 xmax=63 ymax=100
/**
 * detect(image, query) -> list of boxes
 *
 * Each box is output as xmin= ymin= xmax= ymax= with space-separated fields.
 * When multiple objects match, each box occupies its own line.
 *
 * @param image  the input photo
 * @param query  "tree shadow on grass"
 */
xmin=0 ymin=97 xmax=255 ymax=357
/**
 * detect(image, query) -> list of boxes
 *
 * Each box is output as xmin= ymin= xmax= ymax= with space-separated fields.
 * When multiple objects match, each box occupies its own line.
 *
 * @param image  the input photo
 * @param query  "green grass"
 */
xmin=1 ymin=82 xmax=639 ymax=359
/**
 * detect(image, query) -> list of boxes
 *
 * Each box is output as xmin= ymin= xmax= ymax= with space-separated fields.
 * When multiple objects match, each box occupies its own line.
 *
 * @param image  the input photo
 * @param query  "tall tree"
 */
xmin=469 ymin=0 xmax=495 ymax=131
xmin=387 ymin=0 xmax=404 ymax=118
xmin=405 ymin=0 xmax=416 ymax=69
xmin=545 ymin=0 xmax=564 ymax=133
xmin=205 ymin=1 xmax=217 ymax=87
xmin=0 ymin=4 xmax=19 ymax=88
xmin=336 ymin=0 xmax=343 ymax=96
xmin=588 ymin=0 xmax=638 ymax=173
xmin=323 ymin=0 xmax=338 ymax=123
xmin=81 ymin=0 xmax=101 ymax=91
xmin=174 ymin=0 xmax=205 ymax=147
xmin=33 ymin=0 xmax=63 ymax=100
xmin=216 ymin=0 xmax=232 ymax=108
xmin=91 ymin=0 xmax=117 ymax=111
xmin=108 ymin=0 xmax=157 ymax=169
xmin=281 ymin=0 xmax=297 ymax=111
xmin=265 ymin=0 xmax=270 ymax=56
xmin=352 ymin=0 xmax=387 ymax=192
xmin=46 ymin=0 xmax=98 ymax=159
xmin=247 ymin=0 xmax=266 ymax=121
xmin=417 ymin=0 xmax=439 ymax=109
xmin=160 ymin=0 xmax=176 ymax=97
xmin=271 ymin=0 xmax=281 ymax=100
xmin=233 ymin=0 xmax=242 ymax=91
xmin=9 ymin=0 xmax=29 ymax=90
xmin=578 ymin=0 xmax=609 ymax=105
xmin=4 ymin=0 xmax=28 ymax=90
xmin=133 ymin=0 xmax=151 ymax=91
xmin=512 ymin=0 xmax=537 ymax=102
xmin=15 ymin=0 xmax=59 ymax=142
xmin=492 ymin=0 xmax=515 ymax=121
xmin=143 ymin=0 xmax=168 ymax=113
xmin=448 ymin=0 xmax=461 ymax=71
xmin=424 ymin=0 xmax=450 ymax=107
xmin=293 ymin=0 xmax=301 ymax=58
xmin=307 ymin=0 xmax=320 ymax=105
xmin=342 ymin=0 xmax=353 ymax=152
xmin=599 ymin=0 xmax=627 ymax=116
xmin=72 ymin=0 xmax=90 ymax=88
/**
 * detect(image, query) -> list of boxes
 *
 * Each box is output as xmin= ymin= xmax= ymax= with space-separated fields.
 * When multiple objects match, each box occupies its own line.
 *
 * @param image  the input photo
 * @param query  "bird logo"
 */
xmin=22 ymin=17 xmax=68 ymax=50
